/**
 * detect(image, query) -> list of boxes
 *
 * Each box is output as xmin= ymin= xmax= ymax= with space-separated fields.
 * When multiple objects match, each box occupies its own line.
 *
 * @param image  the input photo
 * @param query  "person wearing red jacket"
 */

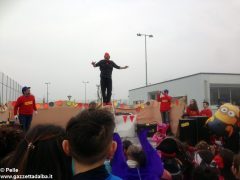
xmin=14 ymin=86 xmax=37 ymax=131
xmin=199 ymin=101 xmax=213 ymax=117
xmin=186 ymin=99 xmax=199 ymax=117
xmin=157 ymin=89 xmax=172 ymax=123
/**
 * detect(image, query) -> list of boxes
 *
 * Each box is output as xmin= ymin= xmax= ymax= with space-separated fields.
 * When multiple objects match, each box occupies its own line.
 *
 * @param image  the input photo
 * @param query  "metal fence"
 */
xmin=0 ymin=72 xmax=22 ymax=104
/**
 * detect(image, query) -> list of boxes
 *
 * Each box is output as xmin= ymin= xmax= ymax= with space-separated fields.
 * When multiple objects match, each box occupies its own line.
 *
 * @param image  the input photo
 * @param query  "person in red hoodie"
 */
xmin=186 ymin=99 xmax=199 ymax=116
xmin=200 ymin=101 xmax=213 ymax=118
xmin=157 ymin=89 xmax=172 ymax=124
xmin=14 ymin=86 xmax=37 ymax=131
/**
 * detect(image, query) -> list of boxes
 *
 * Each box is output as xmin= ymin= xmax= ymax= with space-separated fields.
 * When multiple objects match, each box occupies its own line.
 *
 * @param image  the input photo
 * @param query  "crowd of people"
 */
xmin=0 ymin=86 xmax=240 ymax=179
xmin=0 ymin=107 xmax=240 ymax=180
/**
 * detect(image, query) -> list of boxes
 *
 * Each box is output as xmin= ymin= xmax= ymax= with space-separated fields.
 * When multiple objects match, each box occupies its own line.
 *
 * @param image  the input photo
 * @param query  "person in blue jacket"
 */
xmin=62 ymin=109 xmax=122 ymax=180
xmin=111 ymin=129 xmax=164 ymax=180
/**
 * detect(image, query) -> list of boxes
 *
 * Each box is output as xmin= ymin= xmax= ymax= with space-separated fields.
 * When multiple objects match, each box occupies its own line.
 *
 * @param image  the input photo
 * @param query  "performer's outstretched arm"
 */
xmin=119 ymin=66 xmax=128 ymax=69
xmin=91 ymin=61 xmax=97 ymax=67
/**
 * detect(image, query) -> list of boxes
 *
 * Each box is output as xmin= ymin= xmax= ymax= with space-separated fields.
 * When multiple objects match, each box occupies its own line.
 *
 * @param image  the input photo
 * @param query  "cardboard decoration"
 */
xmin=11 ymin=101 xmax=16 ymax=107
xmin=43 ymin=103 xmax=49 ymax=109
xmin=169 ymin=97 xmax=186 ymax=136
xmin=136 ymin=100 xmax=162 ymax=124
xmin=77 ymin=103 xmax=83 ymax=109
xmin=66 ymin=101 xmax=72 ymax=107
xmin=130 ymin=115 xmax=135 ymax=122
xmin=36 ymin=103 xmax=41 ymax=109
xmin=123 ymin=115 xmax=128 ymax=123
xmin=115 ymin=115 xmax=136 ymax=138
xmin=55 ymin=100 xmax=63 ymax=107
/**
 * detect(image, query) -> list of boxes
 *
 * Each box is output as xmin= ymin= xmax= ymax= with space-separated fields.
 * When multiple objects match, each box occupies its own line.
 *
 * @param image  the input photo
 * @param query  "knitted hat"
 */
xmin=156 ymin=138 xmax=179 ymax=156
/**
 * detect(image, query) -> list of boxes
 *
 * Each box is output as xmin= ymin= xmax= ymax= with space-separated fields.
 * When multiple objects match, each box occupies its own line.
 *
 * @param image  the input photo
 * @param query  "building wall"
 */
xmin=129 ymin=73 xmax=240 ymax=109
xmin=129 ymin=74 xmax=205 ymax=106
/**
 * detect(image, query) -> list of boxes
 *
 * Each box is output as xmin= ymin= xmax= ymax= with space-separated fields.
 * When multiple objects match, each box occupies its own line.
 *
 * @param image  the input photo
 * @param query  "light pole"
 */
xmin=82 ymin=81 xmax=89 ymax=104
xmin=45 ymin=82 xmax=50 ymax=103
xmin=137 ymin=33 xmax=153 ymax=86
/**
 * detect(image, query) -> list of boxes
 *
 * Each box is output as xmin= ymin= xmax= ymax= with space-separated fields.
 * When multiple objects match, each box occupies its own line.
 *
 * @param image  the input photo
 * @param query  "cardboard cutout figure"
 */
xmin=136 ymin=100 xmax=162 ymax=124
xmin=169 ymin=97 xmax=186 ymax=136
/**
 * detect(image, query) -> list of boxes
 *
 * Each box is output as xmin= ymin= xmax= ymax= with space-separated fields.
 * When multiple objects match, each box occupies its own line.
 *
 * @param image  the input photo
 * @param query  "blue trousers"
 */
xmin=19 ymin=114 xmax=33 ymax=132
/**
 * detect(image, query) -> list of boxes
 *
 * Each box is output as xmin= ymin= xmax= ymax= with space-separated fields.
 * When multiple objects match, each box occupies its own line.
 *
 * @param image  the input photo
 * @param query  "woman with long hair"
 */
xmin=186 ymin=99 xmax=199 ymax=116
xmin=6 ymin=124 xmax=72 ymax=180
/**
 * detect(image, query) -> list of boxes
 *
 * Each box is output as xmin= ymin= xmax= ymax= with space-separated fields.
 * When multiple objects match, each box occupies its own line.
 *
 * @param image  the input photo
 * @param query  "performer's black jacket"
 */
xmin=95 ymin=60 xmax=120 ymax=78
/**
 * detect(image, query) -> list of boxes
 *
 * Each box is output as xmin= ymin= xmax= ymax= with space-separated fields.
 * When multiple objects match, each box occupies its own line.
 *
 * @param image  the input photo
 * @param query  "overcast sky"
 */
xmin=1 ymin=0 xmax=240 ymax=102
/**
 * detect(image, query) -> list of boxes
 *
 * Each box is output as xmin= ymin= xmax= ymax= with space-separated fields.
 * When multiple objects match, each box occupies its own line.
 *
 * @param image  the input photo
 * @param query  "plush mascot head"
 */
xmin=206 ymin=103 xmax=239 ymax=137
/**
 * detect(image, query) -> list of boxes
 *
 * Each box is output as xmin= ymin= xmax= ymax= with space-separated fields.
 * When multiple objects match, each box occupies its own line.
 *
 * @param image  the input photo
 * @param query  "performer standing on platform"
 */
xmin=199 ymin=101 xmax=212 ymax=117
xmin=14 ymin=86 xmax=37 ymax=131
xmin=92 ymin=52 xmax=128 ymax=105
xmin=157 ymin=89 xmax=172 ymax=124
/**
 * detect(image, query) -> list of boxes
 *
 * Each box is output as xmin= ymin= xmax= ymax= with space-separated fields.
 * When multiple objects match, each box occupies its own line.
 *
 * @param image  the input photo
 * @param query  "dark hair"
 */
xmin=195 ymin=141 xmax=210 ymax=151
xmin=127 ymin=145 xmax=146 ymax=167
xmin=123 ymin=140 xmax=133 ymax=152
xmin=193 ymin=166 xmax=219 ymax=180
xmin=7 ymin=125 xmax=71 ymax=180
xmin=233 ymin=154 xmax=240 ymax=174
xmin=189 ymin=99 xmax=199 ymax=111
xmin=197 ymin=150 xmax=214 ymax=167
xmin=89 ymin=101 xmax=97 ymax=110
xmin=66 ymin=109 xmax=115 ymax=165
xmin=203 ymin=101 xmax=209 ymax=106
xmin=218 ymin=148 xmax=235 ymax=180
xmin=164 ymin=89 xmax=169 ymax=94
xmin=0 ymin=127 xmax=24 ymax=163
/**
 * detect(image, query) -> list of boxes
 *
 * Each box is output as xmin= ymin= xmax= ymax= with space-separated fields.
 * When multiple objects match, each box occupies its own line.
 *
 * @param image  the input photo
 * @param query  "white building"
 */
xmin=129 ymin=73 xmax=240 ymax=110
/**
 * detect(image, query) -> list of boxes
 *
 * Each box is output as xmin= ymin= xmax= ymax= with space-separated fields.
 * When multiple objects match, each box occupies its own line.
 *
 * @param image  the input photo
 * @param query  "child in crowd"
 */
xmin=112 ymin=129 xmax=164 ymax=180
xmin=152 ymin=123 xmax=169 ymax=145
xmin=211 ymin=148 xmax=236 ymax=180
xmin=126 ymin=145 xmax=146 ymax=169
xmin=122 ymin=139 xmax=133 ymax=158
xmin=6 ymin=125 xmax=72 ymax=180
xmin=192 ymin=166 xmax=219 ymax=180
xmin=193 ymin=150 xmax=214 ymax=169
xmin=157 ymin=138 xmax=183 ymax=180
xmin=63 ymin=109 xmax=121 ymax=180
xmin=0 ymin=126 xmax=24 ymax=166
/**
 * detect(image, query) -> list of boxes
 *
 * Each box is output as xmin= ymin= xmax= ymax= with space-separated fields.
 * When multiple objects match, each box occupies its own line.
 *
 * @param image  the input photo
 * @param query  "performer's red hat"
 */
xmin=104 ymin=52 xmax=110 ymax=58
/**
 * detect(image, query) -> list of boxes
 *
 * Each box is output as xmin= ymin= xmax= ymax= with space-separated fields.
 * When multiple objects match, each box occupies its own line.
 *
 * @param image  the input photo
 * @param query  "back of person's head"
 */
xmin=193 ymin=166 xmax=219 ymax=180
xmin=195 ymin=141 xmax=210 ymax=151
xmin=194 ymin=150 xmax=214 ymax=168
xmin=211 ymin=148 xmax=235 ymax=180
xmin=89 ymin=101 xmax=97 ymax=110
xmin=126 ymin=145 xmax=146 ymax=167
xmin=7 ymin=124 xmax=71 ymax=180
xmin=0 ymin=126 xmax=24 ymax=163
xmin=64 ymin=109 xmax=116 ymax=165
xmin=123 ymin=139 xmax=132 ymax=157
xmin=157 ymin=137 xmax=179 ymax=157
xmin=232 ymin=154 xmax=240 ymax=179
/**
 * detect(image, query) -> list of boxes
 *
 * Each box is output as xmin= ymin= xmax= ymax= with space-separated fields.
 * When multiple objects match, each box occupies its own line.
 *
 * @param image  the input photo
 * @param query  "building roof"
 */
xmin=129 ymin=72 xmax=240 ymax=91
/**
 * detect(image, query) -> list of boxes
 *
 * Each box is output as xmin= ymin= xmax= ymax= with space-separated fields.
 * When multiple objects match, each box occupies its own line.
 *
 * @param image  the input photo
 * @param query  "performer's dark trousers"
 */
xmin=161 ymin=111 xmax=169 ymax=124
xmin=19 ymin=114 xmax=33 ymax=132
xmin=100 ymin=77 xmax=112 ymax=103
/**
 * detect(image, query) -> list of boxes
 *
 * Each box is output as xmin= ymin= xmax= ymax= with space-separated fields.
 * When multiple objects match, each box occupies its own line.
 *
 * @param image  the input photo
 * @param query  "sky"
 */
xmin=0 ymin=0 xmax=240 ymax=102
